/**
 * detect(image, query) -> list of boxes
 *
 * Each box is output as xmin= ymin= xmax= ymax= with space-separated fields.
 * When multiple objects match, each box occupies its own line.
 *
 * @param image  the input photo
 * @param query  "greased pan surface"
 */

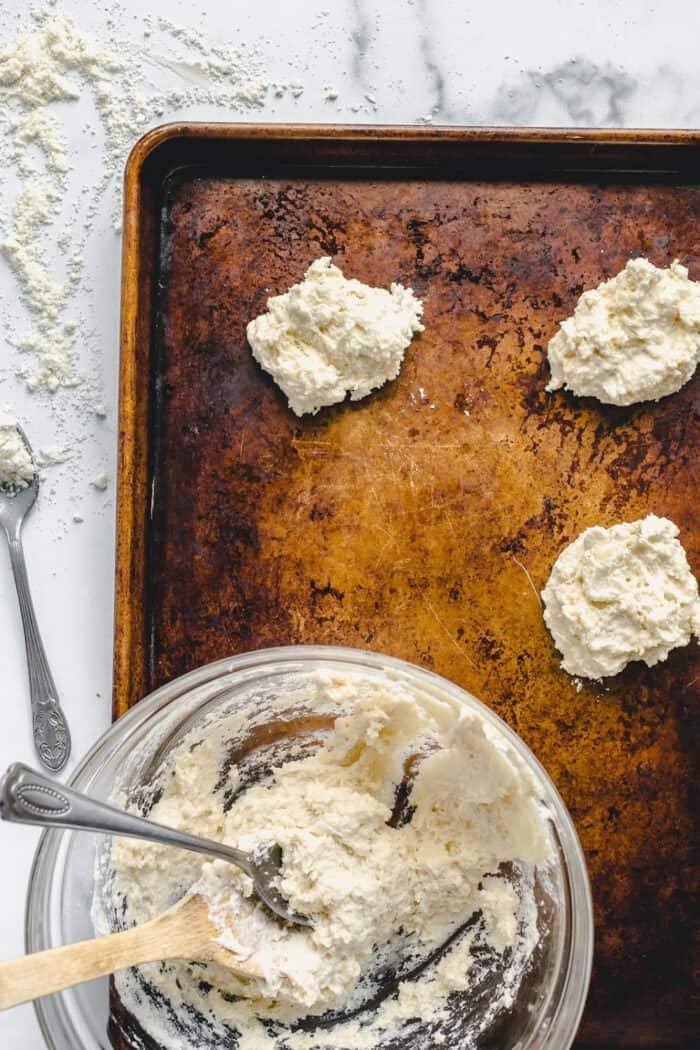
xmin=116 ymin=125 xmax=700 ymax=1047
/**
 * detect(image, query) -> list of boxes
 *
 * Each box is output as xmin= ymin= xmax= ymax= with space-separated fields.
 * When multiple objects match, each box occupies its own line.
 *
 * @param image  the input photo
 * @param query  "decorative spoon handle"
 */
xmin=0 ymin=762 xmax=254 ymax=874
xmin=6 ymin=530 xmax=71 ymax=772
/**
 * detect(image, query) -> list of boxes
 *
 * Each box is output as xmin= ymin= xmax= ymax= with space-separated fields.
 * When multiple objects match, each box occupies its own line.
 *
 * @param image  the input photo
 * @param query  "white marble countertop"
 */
xmin=1 ymin=0 xmax=698 ymax=1045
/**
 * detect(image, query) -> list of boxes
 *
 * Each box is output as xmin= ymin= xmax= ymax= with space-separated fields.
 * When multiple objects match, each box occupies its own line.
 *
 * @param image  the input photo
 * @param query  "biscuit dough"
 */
xmin=546 ymin=258 xmax=700 ymax=405
xmin=246 ymin=257 xmax=424 ymax=415
xmin=542 ymin=515 xmax=700 ymax=678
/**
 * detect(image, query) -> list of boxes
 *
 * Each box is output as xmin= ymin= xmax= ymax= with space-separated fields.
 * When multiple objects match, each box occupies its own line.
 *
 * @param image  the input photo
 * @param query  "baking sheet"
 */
xmin=116 ymin=125 xmax=700 ymax=1047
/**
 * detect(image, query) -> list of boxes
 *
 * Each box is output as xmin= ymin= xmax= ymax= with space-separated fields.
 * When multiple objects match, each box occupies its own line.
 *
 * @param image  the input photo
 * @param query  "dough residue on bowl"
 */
xmin=94 ymin=669 xmax=556 ymax=1050
xmin=542 ymin=514 xmax=700 ymax=679
xmin=246 ymin=257 xmax=424 ymax=416
xmin=546 ymin=258 xmax=700 ymax=405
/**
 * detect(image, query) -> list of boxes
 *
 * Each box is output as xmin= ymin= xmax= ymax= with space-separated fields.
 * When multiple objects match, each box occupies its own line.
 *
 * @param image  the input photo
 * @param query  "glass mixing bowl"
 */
xmin=26 ymin=646 xmax=593 ymax=1050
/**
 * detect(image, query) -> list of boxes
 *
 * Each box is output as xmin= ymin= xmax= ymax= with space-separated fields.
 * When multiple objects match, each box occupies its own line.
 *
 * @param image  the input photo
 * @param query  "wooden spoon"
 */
xmin=0 ymin=892 xmax=261 ymax=1011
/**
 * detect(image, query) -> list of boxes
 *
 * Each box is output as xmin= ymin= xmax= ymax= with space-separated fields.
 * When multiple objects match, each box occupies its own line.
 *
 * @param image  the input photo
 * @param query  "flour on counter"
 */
xmin=542 ymin=515 xmax=700 ymax=678
xmin=0 ymin=10 xmax=304 ymax=401
xmin=0 ymin=14 xmax=109 ymax=393
xmin=36 ymin=445 xmax=72 ymax=467
xmin=95 ymin=669 xmax=555 ymax=1049
xmin=0 ymin=8 xmax=314 ymax=504
xmin=0 ymin=410 xmax=34 ymax=489
xmin=546 ymin=258 xmax=700 ymax=405
xmin=246 ymin=257 xmax=424 ymax=415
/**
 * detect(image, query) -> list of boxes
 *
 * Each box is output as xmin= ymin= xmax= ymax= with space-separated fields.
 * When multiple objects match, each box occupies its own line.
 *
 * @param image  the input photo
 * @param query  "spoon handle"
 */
xmin=0 ymin=895 xmax=211 ymax=1010
xmin=0 ymin=762 xmax=254 ymax=875
xmin=6 ymin=531 xmax=71 ymax=771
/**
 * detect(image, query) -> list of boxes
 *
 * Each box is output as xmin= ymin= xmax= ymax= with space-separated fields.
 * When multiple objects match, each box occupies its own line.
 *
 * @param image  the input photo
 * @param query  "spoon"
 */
xmin=0 ymin=762 xmax=310 ymax=926
xmin=0 ymin=425 xmax=71 ymax=771
xmin=0 ymin=887 xmax=263 ymax=1011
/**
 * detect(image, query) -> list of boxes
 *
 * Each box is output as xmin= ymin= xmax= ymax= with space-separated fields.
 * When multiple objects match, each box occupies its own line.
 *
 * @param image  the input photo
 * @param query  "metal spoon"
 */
xmin=0 ymin=762 xmax=311 ymax=926
xmin=0 ymin=426 xmax=71 ymax=771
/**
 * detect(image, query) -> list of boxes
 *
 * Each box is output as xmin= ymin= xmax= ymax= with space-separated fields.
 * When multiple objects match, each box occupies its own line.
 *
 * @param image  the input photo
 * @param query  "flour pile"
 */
xmin=95 ymin=669 xmax=556 ymax=1049
xmin=1 ymin=12 xmax=128 ymax=393
xmin=0 ymin=7 xmax=318 ymax=505
xmin=0 ymin=9 xmax=294 ymax=398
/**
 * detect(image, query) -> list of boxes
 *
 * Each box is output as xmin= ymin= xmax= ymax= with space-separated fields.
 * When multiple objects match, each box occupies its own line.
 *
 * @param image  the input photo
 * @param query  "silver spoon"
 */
xmin=0 ymin=762 xmax=311 ymax=926
xmin=0 ymin=425 xmax=71 ymax=771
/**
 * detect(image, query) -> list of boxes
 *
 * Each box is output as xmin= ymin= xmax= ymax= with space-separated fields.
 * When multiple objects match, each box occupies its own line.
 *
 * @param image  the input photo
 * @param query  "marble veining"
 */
xmin=415 ymin=0 xmax=449 ymax=120
xmin=493 ymin=58 xmax=637 ymax=127
xmin=491 ymin=59 xmax=700 ymax=128
xmin=350 ymin=0 xmax=373 ymax=87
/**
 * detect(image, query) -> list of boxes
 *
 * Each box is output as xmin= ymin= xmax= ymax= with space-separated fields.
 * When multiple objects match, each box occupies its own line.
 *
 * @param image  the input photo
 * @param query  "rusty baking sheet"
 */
xmin=116 ymin=125 xmax=700 ymax=1048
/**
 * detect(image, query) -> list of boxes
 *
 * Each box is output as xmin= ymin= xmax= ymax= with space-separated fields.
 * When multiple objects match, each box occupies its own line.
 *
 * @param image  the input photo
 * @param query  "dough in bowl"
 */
xmin=94 ymin=670 xmax=556 ymax=1049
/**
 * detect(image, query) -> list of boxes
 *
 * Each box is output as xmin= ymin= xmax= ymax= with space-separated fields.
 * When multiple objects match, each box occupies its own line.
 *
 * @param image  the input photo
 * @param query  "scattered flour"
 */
xmin=0 ymin=9 xmax=298 ymax=398
xmin=35 ymin=445 xmax=72 ymax=467
xmin=0 ymin=6 xmax=317 ymax=506
xmin=542 ymin=515 xmax=700 ymax=678
xmin=95 ymin=669 xmax=555 ymax=1050
xmin=0 ymin=14 xmax=110 ymax=392
xmin=246 ymin=257 xmax=424 ymax=415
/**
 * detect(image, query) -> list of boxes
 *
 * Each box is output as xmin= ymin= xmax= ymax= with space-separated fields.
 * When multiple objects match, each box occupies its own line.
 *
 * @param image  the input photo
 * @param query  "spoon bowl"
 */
xmin=0 ymin=426 xmax=39 ymax=521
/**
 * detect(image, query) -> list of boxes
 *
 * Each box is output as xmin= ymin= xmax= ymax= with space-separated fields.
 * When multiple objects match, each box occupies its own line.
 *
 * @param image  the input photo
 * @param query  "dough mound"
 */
xmin=246 ymin=256 xmax=424 ymax=416
xmin=542 ymin=515 xmax=700 ymax=679
xmin=546 ymin=258 xmax=700 ymax=405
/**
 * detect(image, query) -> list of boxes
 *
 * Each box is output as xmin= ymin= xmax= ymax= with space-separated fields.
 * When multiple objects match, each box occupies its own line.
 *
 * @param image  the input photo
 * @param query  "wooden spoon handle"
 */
xmin=0 ymin=902 xmax=201 ymax=1010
